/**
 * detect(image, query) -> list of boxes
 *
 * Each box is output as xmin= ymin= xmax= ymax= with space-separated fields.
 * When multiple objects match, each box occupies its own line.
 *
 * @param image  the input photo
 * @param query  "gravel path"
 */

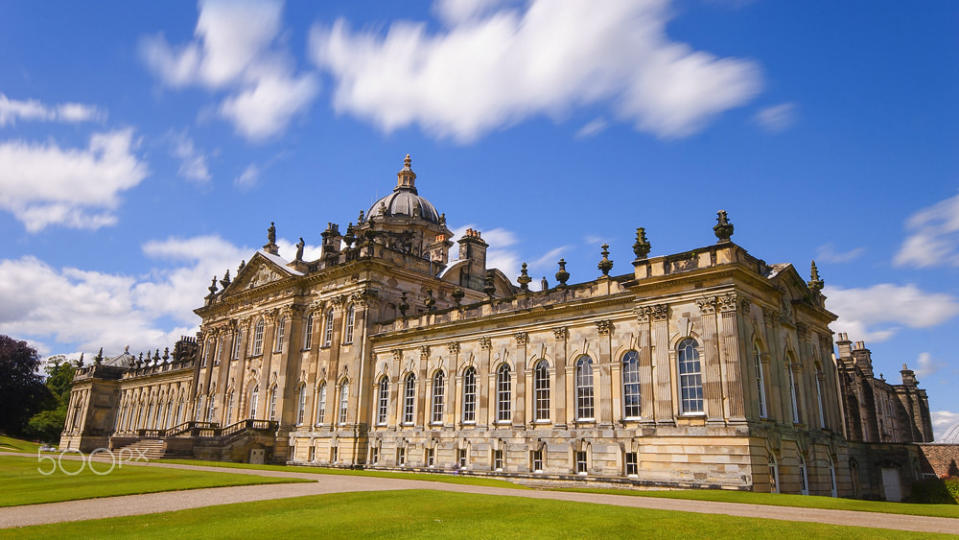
xmin=1 ymin=452 xmax=957 ymax=535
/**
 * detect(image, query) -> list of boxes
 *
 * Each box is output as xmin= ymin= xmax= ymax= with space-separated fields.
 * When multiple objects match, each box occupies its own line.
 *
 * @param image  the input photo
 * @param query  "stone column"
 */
xmin=596 ymin=320 xmax=613 ymax=427
xmin=635 ymin=308 xmax=655 ymax=423
xmin=479 ymin=337 xmax=491 ymax=428
xmin=552 ymin=327 xmax=568 ymax=427
xmin=391 ymin=349 xmax=403 ymax=426
xmin=417 ymin=345 xmax=430 ymax=428
xmin=719 ymin=293 xmax=745 ymax=421
xmin=697 ymin=296 xmax=722 ymax=423
xmin=513 ymin=333 xmax=528 ymax=426
xmin=446 ymin=342 xmax=460 ymax=426
xmin=648 ymin=305 xmax=672 ymax=423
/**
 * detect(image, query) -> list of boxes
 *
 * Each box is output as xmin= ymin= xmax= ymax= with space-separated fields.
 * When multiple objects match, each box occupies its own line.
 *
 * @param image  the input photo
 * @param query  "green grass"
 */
xmin=0 ymin=436 xmax=41 ymax=454
xmin=159 ymin=458 xmax=526 ymax=489
xmin=557 ymin=487 xmax=959 ymax=520
xmin=0 ymin=489 xmax=949 ymax=539
xmin=0 ymin=455 xmax=308 ymax=507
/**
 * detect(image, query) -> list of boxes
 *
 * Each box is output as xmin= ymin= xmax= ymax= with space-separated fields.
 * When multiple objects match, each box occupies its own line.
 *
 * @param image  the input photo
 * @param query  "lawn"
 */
xmin=0 ymin=436 xmax=41 ymax=454
xmin=0 ymin=489 xmax=948 ymax=539
xmin=557 ymin=487 xmax=959 ymax=520
xmin=160 ymin=458 xmax=526 ymax=489
xmin=0 ymin=456 xmax=308 ymax=507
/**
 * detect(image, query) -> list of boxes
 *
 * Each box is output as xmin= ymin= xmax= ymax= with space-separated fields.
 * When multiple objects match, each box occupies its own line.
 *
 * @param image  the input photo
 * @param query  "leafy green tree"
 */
xmin=0 ymin=335 xmax=52 ymax=436
xmin=26 ymin=357 xmax=77 ymax=442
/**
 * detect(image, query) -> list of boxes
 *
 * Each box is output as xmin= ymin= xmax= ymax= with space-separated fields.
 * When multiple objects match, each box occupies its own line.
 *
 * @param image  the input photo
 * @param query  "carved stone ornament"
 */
xmin=447 ymin=342 xmax=461 ymax=354
xmin=718 ymin=293 xmax=738 ymax=313
xmin=696 ymin=296 xmax=718 ymax=314
xmin=249 ymin=265 xmax=279 ymax=289
xmin=419 ymin=345 xmax=431 ymax=358
xmin=741 ymin=298 xmax=751 ymax=314
xmin=392 ymin=349 xmax=403 ymax=362
xmin=479 ymin=336 xmax=492 ymax=350
xmin=596 ymin=320 xmax=613 ymax=335
xmin=552 ymin=327 xmax=568 ymax=339
xmin=634 ymin=306 xmax=652 ymax=323
xmin=514 ymin=332 xmax=529 ymax=345
xmin=651 ymin=304 xmax=669 ymax=321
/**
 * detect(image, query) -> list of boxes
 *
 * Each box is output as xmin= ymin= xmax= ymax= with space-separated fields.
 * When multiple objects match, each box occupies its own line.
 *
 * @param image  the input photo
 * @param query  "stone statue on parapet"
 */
xmin=295 ymin=237 xmax=305 ymax=261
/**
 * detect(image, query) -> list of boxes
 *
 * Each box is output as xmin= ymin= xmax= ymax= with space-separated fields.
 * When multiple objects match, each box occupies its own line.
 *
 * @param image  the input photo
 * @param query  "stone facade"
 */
xmin=61 ymin=155 xmax=937 ymax=499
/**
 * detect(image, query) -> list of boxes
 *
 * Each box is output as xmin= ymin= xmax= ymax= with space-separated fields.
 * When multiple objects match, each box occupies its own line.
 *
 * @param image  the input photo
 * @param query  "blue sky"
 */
xmin=1 ymin=0 xmax=957 ymax=437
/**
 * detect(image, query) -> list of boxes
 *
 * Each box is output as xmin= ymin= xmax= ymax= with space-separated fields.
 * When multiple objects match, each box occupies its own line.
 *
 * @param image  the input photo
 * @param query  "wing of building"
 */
xmin=60 ymin=155 xmax=939 ymax=500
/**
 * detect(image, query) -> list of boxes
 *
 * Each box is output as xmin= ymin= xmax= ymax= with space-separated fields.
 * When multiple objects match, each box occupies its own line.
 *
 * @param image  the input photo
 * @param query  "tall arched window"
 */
xmin=799 ymin=454 xmax=809 ymax=495
xmin=622 ymin=351 xmax=640 ymax=418
xmin=202 ymin=339 xmax=212 ymax=366
xmin=376 ymin=376 xmax=389 ymax=425
xmin=462 ymin=367 xmax=477 ymax=423
xmin=403 ymin=374 xmax=416 ymax=424
xmin=207 ymin=393 xmax=215 ymax=422
xmin=225 ymin=392 xmax=234 ymax=424
xmin=575 ymin=356 xmax=595 ymax=420
xmin=344 ymin=304 xmax=355 ymax=344
xmin=315 ymin=383 xmax=327 ymax=424
xmin=252 ymin=319 xmax=265 ymax=356
xmin=815 ymin=364 xmax=825 ymax=429
xmin=827 ymin=455 xmax=838 ymax=497
xmin=296 ymin=385 xmax=307 ymax=425
xmin=268 ymin=384 xmax=278 ymax=421
xmin=431 ymin=371 xmax=445 ymax=424
xmin=231 ymin=330 xmax=241 ymax=359
xmin=677 ymin=338 xmax=703 ymax=414
xmin=275 ymin=316 xmax=286 ymax=353
xmin=787 ymin=356 xmax=801 ymax=424
xmin=164 ymin=400 xmax=173 ymax=428
xmin=338 ymin=382 xmax=349 ymax=424
xmin=303 ymin=313 xmax=314 ymax=350
xmin=323 ymin=309 xmax=335 ymax=347
xmin=249 ymin=385 xmax=259 ymax=418
xmin=768 ymin=453 xmax=780 ymax=493
xmin=496 ymin=364 xmax=511 ymax=422
xmin=155 ymin=401 xmax=164 ymax=429
xmin=754 ymin=344 xmax=767 ymax=418
xmin=175 ymin=398 xmax=184 ymax=425
xmin=534 ymin=360 xmax=550 ymax=421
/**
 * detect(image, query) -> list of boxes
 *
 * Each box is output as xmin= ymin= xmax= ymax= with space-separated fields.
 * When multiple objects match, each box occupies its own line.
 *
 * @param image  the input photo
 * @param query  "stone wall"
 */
xmin=917 ymin=444 xmax=959 ymax=478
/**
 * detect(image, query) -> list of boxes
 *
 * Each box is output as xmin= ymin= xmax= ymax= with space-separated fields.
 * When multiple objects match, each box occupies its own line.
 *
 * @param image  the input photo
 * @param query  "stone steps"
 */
xmin=116 ymin=439 xmax=167 ymax=460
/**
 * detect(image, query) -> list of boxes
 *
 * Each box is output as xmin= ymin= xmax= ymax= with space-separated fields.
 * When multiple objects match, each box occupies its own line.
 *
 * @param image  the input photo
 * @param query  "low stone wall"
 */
xmin=917 ymin=444 xmax=959 ymax=478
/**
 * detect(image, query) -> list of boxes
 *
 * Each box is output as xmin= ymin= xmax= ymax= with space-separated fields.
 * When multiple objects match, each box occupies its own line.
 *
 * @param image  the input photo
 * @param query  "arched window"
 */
xmin=207 ymin=393 xmax=215 ymax=422
xmin=252 ymin=319 xmax=265 ymax=356
xmin=496 ymin=364 xmax=511 ymax=422
xmin=338 ymin=382 xmax=349 ymax=424
xmin=815 ymin=364 xmax=825 ymax=429
xmin=175 ymin=399 xmax=184 ymax=425
xmin=249 ymin=386 xmax=259 ymax=418
xmin=164 ymin=400 xmax=173 ymax=428
xmin=344 ymin=304 xmax=355 ymax=344
xmin=431 ymin=371 xmax=445 ymax=424
xmin=303 ymin=313 xmax=314 ymax=350
xmin=268 ymin=384 xmax=278 ymax=421
xmin=275 ymin=316 xmax=286 ymax=353
xmin=296 ymin=385 xmax=307 ymax=425
xmin=155 ymin=401 xmax=164 ymax=429
xmin=677 ymin=338 xmax=703 ymax=414
xmin=622 ymin=351 xmax=640 ymax=418
xmin=768 ymin=453 xmax=780 ymax=493
xmin=403 ymin=374 xmax=416 ymax=424
xmin=323 ymin=309 xmax=335 ymax=347
xmin=231 ymin=330 xmax=241 ymax=359
xmin=315 ymin=383 xmax=327 ymax=424
xmin=534 ymin=360 xmax=550 ymax=421
xmin=462 ymin=367 xmax=477 ymax=423
xmin=799 ymin=455 xmax=809 ymax=495
xmin=202 ymin=339 xmax=212 ymax=366
xmin=225 ymin=393 xmax=234 ymax=424
xmin=575 ymin=356 xmax=595 ymax=420
xmin=754 ymin=344 xmax=767 ymax=418
xmin=376 ymin=376 xmax=389 ymax=425
xmin=787 ymin=356 xmax=801 ymax=424
xmin=827 ymin=455 xmax=838 ymax=497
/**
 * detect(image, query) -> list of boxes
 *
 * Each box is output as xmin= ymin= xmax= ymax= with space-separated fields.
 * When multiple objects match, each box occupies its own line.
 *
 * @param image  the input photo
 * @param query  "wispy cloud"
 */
xmin=894 ymin=192 xmax=959 ymax=268
xmin=0 ymin=93 xmax=104 ymax=126
xmin=234 ymin=163 xmax=260 ymax=191
xmin=576 ymin=118 xmax=607 ymax=138
xmin=168 ymin=130 xmax=211 ymax=183
xmin=816 ymin=243 xmax=865 ymax=264
xmin=754 ymin=102 xmax=796 ymax=133
xmin=825 ymin=283 xmax=959 ymax=342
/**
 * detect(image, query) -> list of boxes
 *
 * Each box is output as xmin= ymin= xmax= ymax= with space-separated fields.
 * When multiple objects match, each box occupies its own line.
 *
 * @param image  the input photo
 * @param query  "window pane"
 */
xmin=576 ymin=356 xmax=594 ymax=420
xmin=496 ymin=365 xmax=511 ymax=422
xmin=622 ymin=351 xmax=641 ymax=418
xmin=534 ymin=360 xmax=550 ymax=421
xmin=677 ymin=339 xmax=703 ymax=414
xmin=463 ymin=368 xmax=476 ymax=423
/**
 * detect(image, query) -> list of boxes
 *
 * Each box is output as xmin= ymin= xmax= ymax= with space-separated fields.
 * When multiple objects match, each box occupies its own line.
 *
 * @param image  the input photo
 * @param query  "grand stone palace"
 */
xmin=60 ymin=155 xmax=936 ymax=500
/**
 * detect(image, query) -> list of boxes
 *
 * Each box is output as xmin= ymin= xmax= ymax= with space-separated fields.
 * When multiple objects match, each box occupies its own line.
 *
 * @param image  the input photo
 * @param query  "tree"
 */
xmin=26 ymin=358 xmax=76 ymax=442
xmin=0 ymin=335 xmax=52 ymax=435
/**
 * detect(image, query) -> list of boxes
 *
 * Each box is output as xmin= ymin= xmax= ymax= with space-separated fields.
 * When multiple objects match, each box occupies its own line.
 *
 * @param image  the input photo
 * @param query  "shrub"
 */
xmin=908 ymin=477 xmax=959 ymax=504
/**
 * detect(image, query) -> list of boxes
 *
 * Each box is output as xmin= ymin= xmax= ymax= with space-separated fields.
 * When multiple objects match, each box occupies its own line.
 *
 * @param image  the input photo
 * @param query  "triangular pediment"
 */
xmin=224 ymin=251 xmax=298 ymax=295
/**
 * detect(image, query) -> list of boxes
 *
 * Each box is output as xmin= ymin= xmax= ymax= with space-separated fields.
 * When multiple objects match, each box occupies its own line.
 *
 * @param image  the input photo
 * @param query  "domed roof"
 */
xmin=367 ymin=154 xmax=441 ymax=224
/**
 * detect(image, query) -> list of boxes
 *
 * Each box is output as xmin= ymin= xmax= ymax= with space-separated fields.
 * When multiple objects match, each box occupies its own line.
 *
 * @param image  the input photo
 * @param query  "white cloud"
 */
xmin=531 ymin=246 xmax=568 ymax=269
xmin=816 ymin=243 xmax=865 ymax=264
xmin=276 ymin=237 xmax=323 ymax=261
xmin=0 ymin=130 xmax=148 ymax=232
xmin=140 ymin=0 xmax=318 ymax=140
xmin=309 ymin=0 xmax=761 ymax=142
xmin=433 ymin=0 xmax=513 ymax=25
xmin=576 ymin=118 xmax=608 ymax=138
xmin=825 ymin=283 xmax=959 ymax=342
xmin=754 ymin=102 xmax=795 ymax=132
xmin=894 ymin=192 xmax=959 ymax=268
xmin=0 ymin=93 xmax=104 ymax=126
xmin=932 ymin=410 xmax=959 ymax=442
xmin=915 ymin=352 xmax=946 ymax=380
xmin=234 ymin=163 xmax=260 ymax=190
xmin=169 ymin=131 xmax=211 ymax=182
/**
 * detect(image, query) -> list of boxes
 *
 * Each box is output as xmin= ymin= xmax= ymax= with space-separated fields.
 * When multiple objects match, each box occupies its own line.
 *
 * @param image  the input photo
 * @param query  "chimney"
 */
xmin=457 ymin=228 xmax=488 ymax=290
xmin=851 ymin=340 xmax=874 ymax=378
xmin=900 ymin=363 xmax=918 ymax=387
xmin=835 ymin=332 xmax=852 ymax=360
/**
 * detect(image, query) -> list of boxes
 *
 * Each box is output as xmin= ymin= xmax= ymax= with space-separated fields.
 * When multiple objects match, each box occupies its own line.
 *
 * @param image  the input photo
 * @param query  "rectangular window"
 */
xmin=458 ymin=448 xmax=468 ymax=469
xmin=252 ymin=322 xmax=264 ymax=356
xmin=323 ymin=310 xmax=334 ymax=347
xmin=532 ymin=450 xmax=543 ymax=473
xmin=303 ymin=314 xmax=314 ymax=350
xmin=371 ymin=446 xmax=379 ymax=464
xmin=494 ymin=449 xmax=504 ymax=471
xmin=462 ymin=370 xmax=476 ymax=423
xmin=625 ymin=452 xmax=638 ymax=476
xmin=331 ymin=447 xmax=338 ymax=464
xmin=427 ymin=448 xmax=435 ymax=467
xmin=576 ymin=451 xmax=588 ymax=474
xmin=308 ymin=446 xmax=315 ymax=462
xmin=344 ymin=305 xmax=355 ymax=344
xmin=397 ymin=447 xmax=406 ymax=466
xmin=274 ymin=317 xmax=286 ymax=353
xmin=338 ymin=384 xmax=349 ymax=425
xmin=232 ymin=330 xmax=241 ymax=359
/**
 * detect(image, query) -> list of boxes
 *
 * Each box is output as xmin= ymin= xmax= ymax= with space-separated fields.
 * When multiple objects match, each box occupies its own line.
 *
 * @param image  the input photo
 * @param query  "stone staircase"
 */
xmin=115 ymin=439 xmax=167 ymax=460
